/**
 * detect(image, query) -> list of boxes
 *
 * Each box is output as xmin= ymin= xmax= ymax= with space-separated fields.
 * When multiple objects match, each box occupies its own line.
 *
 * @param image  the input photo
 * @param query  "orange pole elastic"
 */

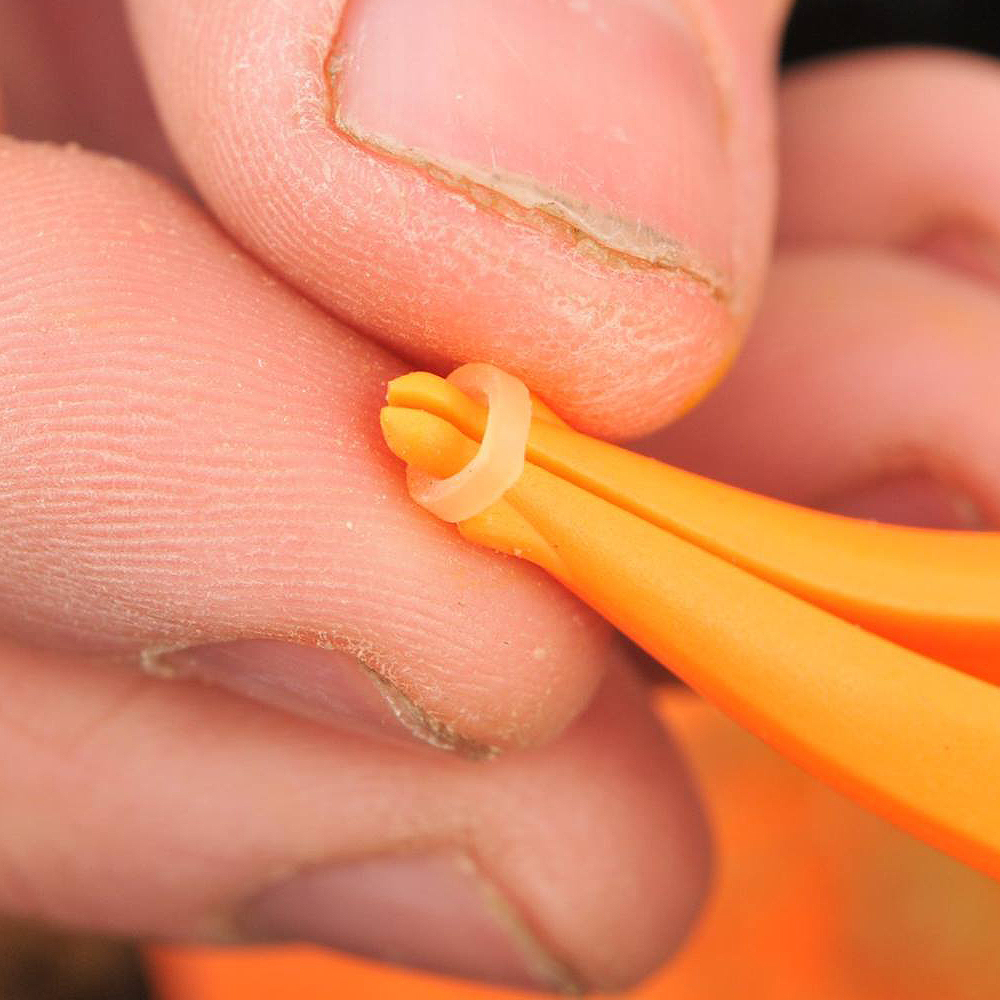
xmin=381 ymin=372 xmax=1000 ymax=880
xmin=387 ymin=372 xmax=1000 ymax=681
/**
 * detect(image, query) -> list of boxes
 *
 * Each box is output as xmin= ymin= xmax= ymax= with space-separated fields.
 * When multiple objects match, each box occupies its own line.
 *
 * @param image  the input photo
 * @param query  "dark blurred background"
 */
xmin=783 ymin=0 xmax=1000 ymax=63
xmin=780 ymin=0 xmax=1000 ymax=64
xmin=2 ymin=1 xmax=998 ymax=999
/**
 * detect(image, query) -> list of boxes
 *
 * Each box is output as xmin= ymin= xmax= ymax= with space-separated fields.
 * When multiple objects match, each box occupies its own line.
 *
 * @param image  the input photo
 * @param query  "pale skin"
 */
xmin=0 ymin=0 xmax=998 ymax=993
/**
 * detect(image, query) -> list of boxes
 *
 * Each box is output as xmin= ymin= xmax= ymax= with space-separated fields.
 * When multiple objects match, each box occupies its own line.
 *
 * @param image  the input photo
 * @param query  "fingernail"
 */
xmin=146 ymin=639 xmax=465 ymax=751
xmin=330 ymin=0 xmax=730 ymax=294
xmin=239 ymin=853 xmax=581 ymax=994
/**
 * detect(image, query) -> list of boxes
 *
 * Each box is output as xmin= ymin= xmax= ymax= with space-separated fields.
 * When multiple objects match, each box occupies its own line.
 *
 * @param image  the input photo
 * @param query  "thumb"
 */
xmin=126 ymin=0 xmax=790 ymax=437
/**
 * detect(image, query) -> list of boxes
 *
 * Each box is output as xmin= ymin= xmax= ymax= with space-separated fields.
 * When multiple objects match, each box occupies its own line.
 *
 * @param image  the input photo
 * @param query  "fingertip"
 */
xmin=0 ymin=135 xmax=613 ymax=757
xmin=641 ymin=248 xmax=1000 ymax=524
xmin=127 ymin=0 xmax=781 ymax=438
xmin=2 ymin=640 xmax=710 ymax=995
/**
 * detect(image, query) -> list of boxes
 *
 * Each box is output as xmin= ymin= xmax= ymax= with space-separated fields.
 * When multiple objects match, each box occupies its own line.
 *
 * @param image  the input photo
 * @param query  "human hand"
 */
xmin=1 ymin=0 xmax=997 ymax=994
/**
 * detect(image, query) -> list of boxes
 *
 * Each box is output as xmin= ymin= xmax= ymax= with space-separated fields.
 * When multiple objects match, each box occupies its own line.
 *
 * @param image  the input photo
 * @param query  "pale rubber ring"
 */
xmin=406 ymin=363 xmax=532 ymax=523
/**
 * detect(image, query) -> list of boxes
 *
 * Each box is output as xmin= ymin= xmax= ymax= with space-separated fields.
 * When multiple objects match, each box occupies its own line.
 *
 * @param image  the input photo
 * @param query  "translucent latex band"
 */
xmin=406 ymin=363 xmax=532 ymax=523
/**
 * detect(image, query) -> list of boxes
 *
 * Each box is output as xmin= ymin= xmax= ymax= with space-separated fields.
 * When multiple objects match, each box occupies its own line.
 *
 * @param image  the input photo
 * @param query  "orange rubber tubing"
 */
xmin=387 ymin=372 xmax=1000 ymax=681
xmin=381 ymin=372 xmax=1000 ymax=879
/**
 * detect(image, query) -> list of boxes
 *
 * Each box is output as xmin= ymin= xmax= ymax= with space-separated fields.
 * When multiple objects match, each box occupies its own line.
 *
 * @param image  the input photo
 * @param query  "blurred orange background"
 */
xmin=148 ymin=690 xmax=1000 ymax=999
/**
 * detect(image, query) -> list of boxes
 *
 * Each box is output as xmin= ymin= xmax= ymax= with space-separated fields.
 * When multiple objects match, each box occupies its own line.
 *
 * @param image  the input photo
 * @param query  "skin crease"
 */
xmin=1 ymin=0 xmax=1000 ymax=993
